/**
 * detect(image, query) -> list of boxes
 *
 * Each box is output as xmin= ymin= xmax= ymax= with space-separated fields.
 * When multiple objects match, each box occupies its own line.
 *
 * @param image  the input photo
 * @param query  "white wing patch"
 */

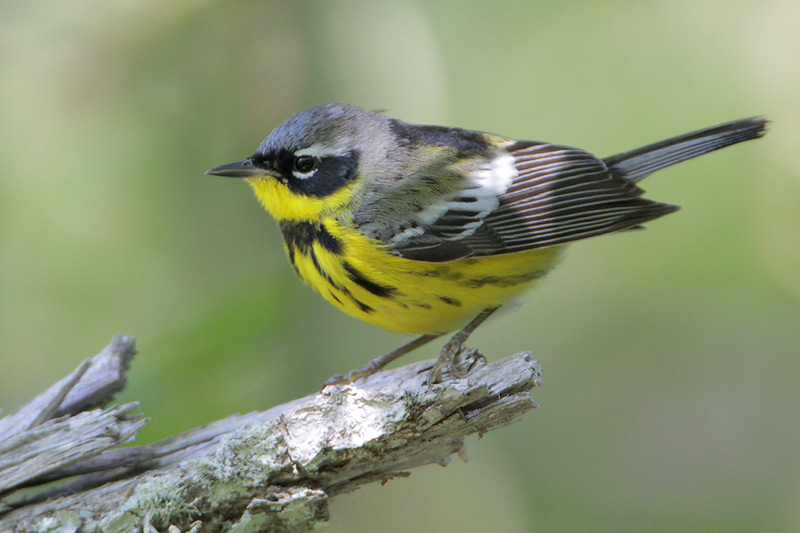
xmin=470 ymin=151 xmax=517 ymax=196
xmin=389 ymin=150 xmax=518 ymax=245
xmin=438 ymin=151 xmax=517 ymax=239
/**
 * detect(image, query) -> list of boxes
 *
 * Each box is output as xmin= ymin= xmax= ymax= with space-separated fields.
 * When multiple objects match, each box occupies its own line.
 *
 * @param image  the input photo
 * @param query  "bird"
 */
xmin=206 ymin=104 xmax=767 ymax=384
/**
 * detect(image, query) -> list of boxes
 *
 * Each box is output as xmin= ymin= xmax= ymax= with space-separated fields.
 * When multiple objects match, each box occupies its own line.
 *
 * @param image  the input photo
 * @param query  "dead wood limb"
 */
xmin=0 ymin=335 xmax=542 ymax=532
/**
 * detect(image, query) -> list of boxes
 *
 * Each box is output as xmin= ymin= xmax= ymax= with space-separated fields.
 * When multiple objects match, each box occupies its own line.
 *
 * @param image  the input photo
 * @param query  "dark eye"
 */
xmin=293 ymin=155 xmax=316 ymax=173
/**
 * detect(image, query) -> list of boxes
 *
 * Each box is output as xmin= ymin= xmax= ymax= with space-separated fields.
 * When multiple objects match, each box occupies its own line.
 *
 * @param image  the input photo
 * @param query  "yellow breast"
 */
xmin=283 ymin=217 xmax=564 ymax=335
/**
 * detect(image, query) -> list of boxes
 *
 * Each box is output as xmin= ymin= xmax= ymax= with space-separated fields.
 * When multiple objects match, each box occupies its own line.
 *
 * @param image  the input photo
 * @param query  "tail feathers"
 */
xmin=603 ymin=117 xmax=768 ymax=183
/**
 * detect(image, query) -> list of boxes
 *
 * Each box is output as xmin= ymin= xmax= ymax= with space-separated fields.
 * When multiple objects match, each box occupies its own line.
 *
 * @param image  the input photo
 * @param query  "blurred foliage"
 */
xmin=2 ymin=1 xmax=799 ymax=531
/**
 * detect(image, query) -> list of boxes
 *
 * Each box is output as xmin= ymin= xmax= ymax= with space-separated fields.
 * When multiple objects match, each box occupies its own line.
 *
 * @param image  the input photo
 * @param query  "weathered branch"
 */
xmin=0 ymin=335 xmax=542 ymax=532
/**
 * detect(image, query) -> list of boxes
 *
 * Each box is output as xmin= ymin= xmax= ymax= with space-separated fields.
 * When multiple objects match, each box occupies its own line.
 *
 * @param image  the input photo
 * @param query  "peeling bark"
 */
xmin=0 ymin=336 xmax=542 ymax=532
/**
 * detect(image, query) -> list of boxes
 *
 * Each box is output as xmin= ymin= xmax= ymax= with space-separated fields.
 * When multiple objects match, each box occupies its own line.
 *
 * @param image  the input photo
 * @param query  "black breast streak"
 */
xmin=286 ymin=245 xmax=299 ymax=274
xmin=281 ymin=221 xmax=343 ymax=255
xmin=343 ymin=261 xmax=398 ymax=299
xmin=353 ymin=298 xmax=375 ymax=314
xmin=285 ymin=228 xmax=376 ymax=315
xmin=307 ymin=247 xmax=374 ymax=314
xmin=463 ymin=268 xmax=551 ymax=289
xmin=439 ymin=296 xmax=462 ymax=306
xmin=309 ymin=247 xmax=344 ymax=291
xmin=413 ymin=265 xmax=464 ymax=281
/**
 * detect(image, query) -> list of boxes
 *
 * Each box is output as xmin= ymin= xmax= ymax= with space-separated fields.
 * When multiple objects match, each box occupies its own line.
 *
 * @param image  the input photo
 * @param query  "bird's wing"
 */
xmin=380 ymin=141 xmax=678 ymax=262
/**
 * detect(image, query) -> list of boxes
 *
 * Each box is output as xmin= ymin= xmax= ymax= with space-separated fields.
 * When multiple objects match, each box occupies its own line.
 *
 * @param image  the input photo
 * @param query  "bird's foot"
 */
xmin=428 ymin=343 xmax=486 ymax=384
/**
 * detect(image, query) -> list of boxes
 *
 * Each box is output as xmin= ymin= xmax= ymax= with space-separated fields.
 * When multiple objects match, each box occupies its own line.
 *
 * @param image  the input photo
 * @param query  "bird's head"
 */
xmin=206 ymin=103 xmax=399 ymax=222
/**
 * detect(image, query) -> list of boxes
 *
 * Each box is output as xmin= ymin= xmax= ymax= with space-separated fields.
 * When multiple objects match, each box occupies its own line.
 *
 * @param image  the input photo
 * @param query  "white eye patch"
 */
xmin=292 ymin=158 xmax=317 ymax=179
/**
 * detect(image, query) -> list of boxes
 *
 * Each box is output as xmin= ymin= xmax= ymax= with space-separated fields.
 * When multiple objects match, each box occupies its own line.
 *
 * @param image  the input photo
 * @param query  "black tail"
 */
xmin=603 ymin=117 xmax=768 ymax=183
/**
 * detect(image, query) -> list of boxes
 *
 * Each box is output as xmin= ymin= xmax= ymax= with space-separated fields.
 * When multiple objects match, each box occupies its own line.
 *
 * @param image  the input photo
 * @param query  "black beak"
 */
xmin=205 ymin=159 xmax=265 ymax=178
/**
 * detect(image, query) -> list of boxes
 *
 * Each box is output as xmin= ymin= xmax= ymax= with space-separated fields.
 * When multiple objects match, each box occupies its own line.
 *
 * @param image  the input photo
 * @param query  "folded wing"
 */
xmin=391 ymin=141 xmax=677 ymax=262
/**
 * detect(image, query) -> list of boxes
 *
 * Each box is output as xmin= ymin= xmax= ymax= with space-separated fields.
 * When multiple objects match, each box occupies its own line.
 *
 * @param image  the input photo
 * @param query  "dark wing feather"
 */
xmin=389 ymin=118 xmax=767 ymax=262
xmin=469 ymin=142 xmax=678 ymax=254
xmin=391 ymin=141 xmax=677 ymax=262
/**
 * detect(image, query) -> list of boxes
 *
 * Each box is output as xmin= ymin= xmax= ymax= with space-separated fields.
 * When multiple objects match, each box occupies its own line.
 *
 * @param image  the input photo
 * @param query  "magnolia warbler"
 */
xmin=207 ymin=104 xmax=767 ymax=384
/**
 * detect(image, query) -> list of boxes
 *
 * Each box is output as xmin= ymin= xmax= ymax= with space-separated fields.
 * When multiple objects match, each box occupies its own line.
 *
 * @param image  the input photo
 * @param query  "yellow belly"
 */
xmin=286 ymin=218 xmax=564 ymax=335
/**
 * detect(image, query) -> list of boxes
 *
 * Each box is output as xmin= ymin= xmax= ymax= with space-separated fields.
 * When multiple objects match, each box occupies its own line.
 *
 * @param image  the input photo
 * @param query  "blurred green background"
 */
xmin=2 ymin=1 xmax=799 ymax=531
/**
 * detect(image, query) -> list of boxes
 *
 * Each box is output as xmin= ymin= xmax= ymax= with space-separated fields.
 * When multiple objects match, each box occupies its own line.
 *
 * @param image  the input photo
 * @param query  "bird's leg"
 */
xmin=429 ymin=306 xmax=500 ymax=384
xmin=324 ymin=333 xmax=441 ymax=387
